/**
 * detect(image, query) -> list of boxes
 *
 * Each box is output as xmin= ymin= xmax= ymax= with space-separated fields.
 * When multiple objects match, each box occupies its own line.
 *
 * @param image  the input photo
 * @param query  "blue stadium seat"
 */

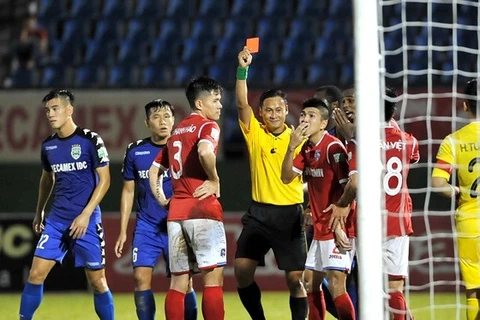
xmin=248 ymin=64 xmax=272 ymax=86
xmin=10 ymin=67 xmax=34 ymax=88
xmin=313 ymin=37 xmax=337 ymax=61
xmin=231 ymin=0 xmax=261 ymax=17
xmin=289 ymin=18 xmax=319 ymax=40
xmin=38 ymin=0 xmax=65 ymax=25
xmin=41 ymin=63 xmax=65 ymax=87
xmin=149 ymin=38 xmax=181 ymax=66
xmin=108 ymin=65 xmax=134 ymax=87
xmin=124 ymin=19 xmax=153 ymax=46
xmin=167 ymin=0 xmax=197 ymax=18
xmin=102 ymin=0 xmax=129 ymax=20
xmin=215 ymin=38 xmax=244 ymax=63
xmin=84 ymin=40 xmax=114 ymax=65
xmin=264 ymin=0 xmax=294 ymax=17
xmin=256 ymin=18 xmax=286 ymax=40
xmin=307 ymin=63 xmax=337 ymax=85
xmin=94 ymin=20 xmax=121 ymax=43
xmin=198 ymin=0 xmax=228 ymax=18
xmin=321 ymin=19 xmax=341 ymax=40
xmin=281 ymin=38 xmax=313 ymax=62
xmin=339 ymin=63 xmax=354 ymax=85
xmin=75 ymin=65 xmax=101 ymax=87
xmin=208 ymin=63 xmax=235 ymax=86
xmin=296 ymin=0 xmax=327 ymax=17
xmin=71 ymin=0 xmax=97 ymax=20
xmin=158 ymin=19 xmax=187 ymax=42
xmin=173 ymin=65 xmax=204 ymax=87
xmin=329 ymin=0 xmax=351 ymax=17
xmin=181 ymin=38 xmax=213 ymax=63
xmin=274 ymin=64 xmax=303 ymax=86
xmin=191 ymin=19 xmax=220 ymax=40
xmin=117 ymin=39 xmax=147 ymax=65
xmin=61 ymin=20 xmax=87 ymax=44
xmin=142 ymin=65 xmax=171 ymax=86
xmin=134 ymin=0 xmax=164 ymax=20
xmin=223 ymin=19 xmax=255 ymax=42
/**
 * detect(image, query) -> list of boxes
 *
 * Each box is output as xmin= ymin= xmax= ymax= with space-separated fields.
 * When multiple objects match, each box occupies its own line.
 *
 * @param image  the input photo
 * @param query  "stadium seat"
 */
xmin=313 ymin=37 xmax=338 ymax=61
xmin=102 ymin=0 xmax=129 ymax=20
xmin=181 ymin=38 xmax=214 ymax=63
xmin=117 ymin=39 xmax=147 ymax=65
xmin=141 ymin=64 xmax=171 ymax=87
xmin=263 ymin=0 xmax=294 ymax=17
xmin=307 ymin=63 xmax=337 ymax=85
xmin=158 ymin=19 xmax=188 ymax=42
xmin=41 ymin=63 xmax=65 ymax=87
xmin=75 ymin=65 xmax=101 ymax=87
xmin=149 ymin=38 xmax=181 ymax=66
xmin=134 ymin=0 xmax=164 ymax=20
xmin=223 ymin=18 xmax=255 ymax=42
xmin=231 ymin=0 xmax=261 ymax=18
xmin=289 ymin=18 xmax=319 ymax=41
xmin=124 ymin=19 xmax=153 ymax=46
xmin=321 ymin=18 xmax=342 ymax=40
xmin=191 ymin=19 xmax=220 ymax=40
xmin=84 ymin=39 xmax=113 ymax=65
xmin=71 ymin=0 xmax=97 ymax=21
xmin=329 ymin=0 xmax=351 ymax=17
xmin=173 ymin=65 xmax=204 ymax=87
xmin=296 ymin=0 xmax=327 ymax=17
xmin=339 ymin=63 xmax=354 ymax=85
xmin=256 ymin=17 xmax=286 ymax=40
xmin=108 ymin=65 xmax=135 ymax=87
xmin=248 ymin=64 xmax=272 ymax=86
xmin=198 ymin=0 xmax=228 ymax=18
xmin=94 ymin=20 xmax=121 ymax=43
xmin=384 ymin=53 xmax=403 ymax=75
xmin=215 ymin=38 xmax=244 ymax=64
xmin=167 ymin=0 xmax=197 ymax=18
xmin=273 ymin=64 xmax=303 ymax=86
xmin=281 ymin=38 xmax=313 ymax=62
xmin=208 ymin=63 xmax=235 ymax=86
xmin=432 ymin=3 xmax=453 ymax=24
xmin=38 ymin=0 xmax=65 ymax=25
xmin=10 ymin=67 xmax=34 ymax=88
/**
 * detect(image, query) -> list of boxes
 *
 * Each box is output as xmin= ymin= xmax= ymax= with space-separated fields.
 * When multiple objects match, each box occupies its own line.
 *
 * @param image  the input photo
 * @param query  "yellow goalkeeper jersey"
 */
xmin=432 ymin=121 xmax=480 ymax=236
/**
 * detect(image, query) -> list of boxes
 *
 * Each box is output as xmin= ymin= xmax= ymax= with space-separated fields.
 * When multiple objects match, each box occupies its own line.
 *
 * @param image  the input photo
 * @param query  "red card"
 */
xmin=246 ymin=37 xmax=260 ymax=53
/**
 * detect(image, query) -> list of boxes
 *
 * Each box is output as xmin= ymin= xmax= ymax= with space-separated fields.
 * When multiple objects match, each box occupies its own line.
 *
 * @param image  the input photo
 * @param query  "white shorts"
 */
xmin=167 ymin=219 xmax=227 ymax=274
xmin=383 ymin=235 xmax=409 ymax=278
xmin=305 ymin=238 xmax=356 ymax=273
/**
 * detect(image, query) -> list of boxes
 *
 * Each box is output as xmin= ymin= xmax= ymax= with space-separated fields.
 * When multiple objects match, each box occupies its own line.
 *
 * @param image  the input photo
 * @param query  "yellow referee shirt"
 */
xmin=239 ymin=112 xmax=304 ymax=205
xmin=432 ymin=121 xmax=480 ymax=237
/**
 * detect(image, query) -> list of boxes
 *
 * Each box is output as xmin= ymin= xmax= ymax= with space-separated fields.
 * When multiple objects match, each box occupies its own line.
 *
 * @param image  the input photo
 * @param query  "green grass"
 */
xmin=1 ymin=291 xmax=467 ymax=319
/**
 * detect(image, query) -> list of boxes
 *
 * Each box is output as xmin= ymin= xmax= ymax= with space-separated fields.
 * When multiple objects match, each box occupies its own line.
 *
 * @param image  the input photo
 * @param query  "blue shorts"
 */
xmin=132 ymin=227 xmax=169 ymax=272
xmin=34 ymin=218 xmax=105 ymax=269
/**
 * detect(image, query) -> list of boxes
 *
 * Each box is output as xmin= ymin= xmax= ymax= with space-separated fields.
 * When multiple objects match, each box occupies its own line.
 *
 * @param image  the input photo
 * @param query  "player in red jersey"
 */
xmin=282 ymin=98 xmax=356 ymax=320
xmin=149 ymin=76 xmax=226 ymax=320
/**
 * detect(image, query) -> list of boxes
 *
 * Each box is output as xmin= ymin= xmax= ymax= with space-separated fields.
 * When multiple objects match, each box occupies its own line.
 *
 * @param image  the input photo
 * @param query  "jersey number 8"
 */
xmin=384 ymin=156 xmax=403 ymax=196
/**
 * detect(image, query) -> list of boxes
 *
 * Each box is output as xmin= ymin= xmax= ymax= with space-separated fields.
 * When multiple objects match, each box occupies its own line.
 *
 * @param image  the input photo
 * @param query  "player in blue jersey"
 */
xmin=114 ymin=99 xmax=198 ymax=320
xmin=19 ymin=89 xmax=114 ymax=320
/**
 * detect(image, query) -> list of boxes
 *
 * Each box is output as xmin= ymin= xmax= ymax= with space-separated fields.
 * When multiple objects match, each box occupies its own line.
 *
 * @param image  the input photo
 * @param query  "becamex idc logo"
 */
xmin=71 ymin=144 xmax=81 ymax=160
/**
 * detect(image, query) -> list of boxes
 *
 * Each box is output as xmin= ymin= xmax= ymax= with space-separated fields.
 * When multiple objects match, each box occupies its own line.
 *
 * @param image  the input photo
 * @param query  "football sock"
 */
xmin=184 ymin=290 xmax=198 ymax=320
xmin=94 ymin=290 xmax=115 ymax=320
xmin=202 ymin=286 xmax=224 ymax=320
xmin=237 ymin=282 xmax=266 ymax=320
xmin=19 ymin=282 xmax=44 ymax=320
xmin=466 ymin=297 xmax=480 ymax=320
xmin=134 ymin=289 xmax=155 ymax=320
xmin=165 ymin=289 xmax=185 ymax=320
xmin=333 ymin=292 xmax=356 ymax=320
xmin=388 ymin=291 xmax=407 ymax=320
xmin=290 ymin=296 xmax=308 ymax=320
xmin=308 ymin=291 xmax=327 ymax=320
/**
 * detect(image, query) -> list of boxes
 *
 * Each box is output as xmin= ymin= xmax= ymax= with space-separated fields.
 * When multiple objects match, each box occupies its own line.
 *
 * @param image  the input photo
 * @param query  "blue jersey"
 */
xmin=41 ymin=127 xmax=109 ymax=224
xmin=122 ymin=138 xmax=172 ymax=233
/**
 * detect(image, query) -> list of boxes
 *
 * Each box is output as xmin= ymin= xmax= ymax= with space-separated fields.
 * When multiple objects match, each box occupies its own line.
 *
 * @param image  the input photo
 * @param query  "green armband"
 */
xmin=236 ymin=66 xmax=249 ymax=80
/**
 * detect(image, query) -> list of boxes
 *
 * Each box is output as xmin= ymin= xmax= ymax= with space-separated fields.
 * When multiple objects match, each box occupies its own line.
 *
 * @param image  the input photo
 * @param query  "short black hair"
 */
xmin=385 ymin=87 xmax=397 ymax=122
xmin=259 ymin=89 xmax=287 ymax=107
xmin=464 ymin=79 xmax=478 ymax=116
xmin=315 ymin=85 xmax=342 ymax=109
xmin=144 ymin=99 xmax=175 ymax=119
xmin=185 ymin=76 xmax=223 ymax=110
xmin=302 ymin=97 xmax=329 ymax=121
xmin=42 ymin=89 xmax=75 ymax=106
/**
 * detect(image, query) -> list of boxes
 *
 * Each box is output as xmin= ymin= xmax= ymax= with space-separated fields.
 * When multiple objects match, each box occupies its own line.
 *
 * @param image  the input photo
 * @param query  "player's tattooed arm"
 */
xmin=149 ymin=164 xmax=170 ymax=207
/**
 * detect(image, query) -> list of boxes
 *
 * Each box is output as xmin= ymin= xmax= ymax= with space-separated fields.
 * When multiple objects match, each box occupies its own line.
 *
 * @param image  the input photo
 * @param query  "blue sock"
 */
xmin=19 ymin=282 xmax=44 ymax=320
xmin=184 ymin=290 xmax=198 ymax=320
xmin=94 ymin=290 xmax=115 ymax=320
xmin=134 ymin=290 xmax=155 ymax=320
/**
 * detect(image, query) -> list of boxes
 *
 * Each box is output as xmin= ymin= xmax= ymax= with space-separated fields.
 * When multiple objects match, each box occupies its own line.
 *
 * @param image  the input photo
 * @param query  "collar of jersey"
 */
xmin=262 ymin=123 xmax=289 ymax=139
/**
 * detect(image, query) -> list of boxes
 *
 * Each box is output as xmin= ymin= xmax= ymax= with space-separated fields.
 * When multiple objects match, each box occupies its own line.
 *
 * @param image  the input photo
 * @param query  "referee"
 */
xmin=234 ymin=47 xmax=307 ymax=320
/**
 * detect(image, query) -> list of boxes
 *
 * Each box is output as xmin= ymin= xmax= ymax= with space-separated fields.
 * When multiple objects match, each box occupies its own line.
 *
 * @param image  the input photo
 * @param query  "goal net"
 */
xmin=379 ymin=0 xmax=479 ymax=318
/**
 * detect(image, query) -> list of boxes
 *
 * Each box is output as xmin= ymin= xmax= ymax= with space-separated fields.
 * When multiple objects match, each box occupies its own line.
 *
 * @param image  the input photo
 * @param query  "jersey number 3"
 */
xmin=171 ymin=141 xmax=183 ymax=180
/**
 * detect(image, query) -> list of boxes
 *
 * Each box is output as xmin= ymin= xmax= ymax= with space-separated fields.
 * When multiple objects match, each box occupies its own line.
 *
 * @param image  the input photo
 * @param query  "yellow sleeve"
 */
xmin=239 ymin=110 xmax=259 ymax=148
xmin=432 ymin=136 xmax=454 ymax=180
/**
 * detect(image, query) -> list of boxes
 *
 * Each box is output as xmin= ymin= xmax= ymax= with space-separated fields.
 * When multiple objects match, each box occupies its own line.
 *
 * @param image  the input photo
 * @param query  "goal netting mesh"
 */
xmin=379 ymin=0 xmax=478 ymax=318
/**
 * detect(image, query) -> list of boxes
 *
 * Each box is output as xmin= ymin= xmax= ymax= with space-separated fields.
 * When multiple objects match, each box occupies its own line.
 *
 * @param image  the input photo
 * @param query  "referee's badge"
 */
xmin=314 ymin=150 xmax=321 ymax=161
xmin=71 ymin=144 xmax=82 ymax=160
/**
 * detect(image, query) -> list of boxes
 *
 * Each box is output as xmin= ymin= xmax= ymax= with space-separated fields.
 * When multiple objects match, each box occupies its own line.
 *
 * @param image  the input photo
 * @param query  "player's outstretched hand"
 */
xmin=302 ymin=207 xmax=313 ymax=230
xmin=193 ymin=179 xmax=220 ymax=200
xmin=334 ymin=227 xmax=352 ymax=253
xmin=325 ymin=203 xmax=350 ymax=230
xmin=114 ymin=233 xmax=127 ymax=258
xmin=32 ymin=212 xmax=45 ymax=235
xmin=289 ymin=123 xmax=309 ymax=151
xmin=333 ymin=108 xmax=355 ymax=140
xmin=238 ymin=46 xmax=252 ymax=68
xmin=69 ymin=212 xmax=89 ymax=239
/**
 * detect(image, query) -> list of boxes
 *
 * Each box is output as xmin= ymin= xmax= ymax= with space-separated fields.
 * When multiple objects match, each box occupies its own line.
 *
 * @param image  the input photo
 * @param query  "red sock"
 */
xmin=202 ymin=286 xmax=224 ymax=320
xmin=307 ymin=291 xmax=326 ymax=320
xmin=333 ymin=292 xmax=355 ymax=320
xmin=389 ymin=291 xmax=407 ymax=320
xmin=165 ymin=289 xmax=185 ymax=320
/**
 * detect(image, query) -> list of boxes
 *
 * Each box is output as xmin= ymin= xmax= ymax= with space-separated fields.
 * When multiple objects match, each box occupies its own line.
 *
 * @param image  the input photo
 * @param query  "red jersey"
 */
xmin=293 ymin=132 xmax=350 ymax=240
xmin=382 ymin=125 xmax=420 ymax=236
xmin=345 ymin=138 xmax=358 ymax=238
xmin=153 ymin=113 xmax=223 ymax=221
xmin=346 ymin=139 xmax=357 ymax=174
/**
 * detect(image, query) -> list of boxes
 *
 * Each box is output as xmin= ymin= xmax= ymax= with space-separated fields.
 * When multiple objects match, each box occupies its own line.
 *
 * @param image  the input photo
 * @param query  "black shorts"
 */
xmin=235 ymin=201 xmax=306 ymax=271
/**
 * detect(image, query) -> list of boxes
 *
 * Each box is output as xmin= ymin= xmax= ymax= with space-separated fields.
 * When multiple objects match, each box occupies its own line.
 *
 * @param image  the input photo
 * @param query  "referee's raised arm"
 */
xmin=236 ymin=46 xmax=253 ymax=128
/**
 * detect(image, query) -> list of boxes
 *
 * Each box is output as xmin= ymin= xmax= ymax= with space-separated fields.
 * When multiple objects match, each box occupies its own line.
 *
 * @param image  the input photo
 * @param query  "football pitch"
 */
xmin=1 ymin=291 xmax=466 ymax=319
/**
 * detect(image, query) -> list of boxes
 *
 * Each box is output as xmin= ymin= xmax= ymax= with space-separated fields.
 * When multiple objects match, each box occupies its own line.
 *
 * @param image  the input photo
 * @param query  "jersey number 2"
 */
xmin=171 ymin=141 xmax=183 ymax=180
xmin=384 ymin=156 xmax=403 ymax=196
xmin=36 ymin=234 xmax=49 ymax=249
xmin=468 ymin=157 xmax=480 ymax=198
